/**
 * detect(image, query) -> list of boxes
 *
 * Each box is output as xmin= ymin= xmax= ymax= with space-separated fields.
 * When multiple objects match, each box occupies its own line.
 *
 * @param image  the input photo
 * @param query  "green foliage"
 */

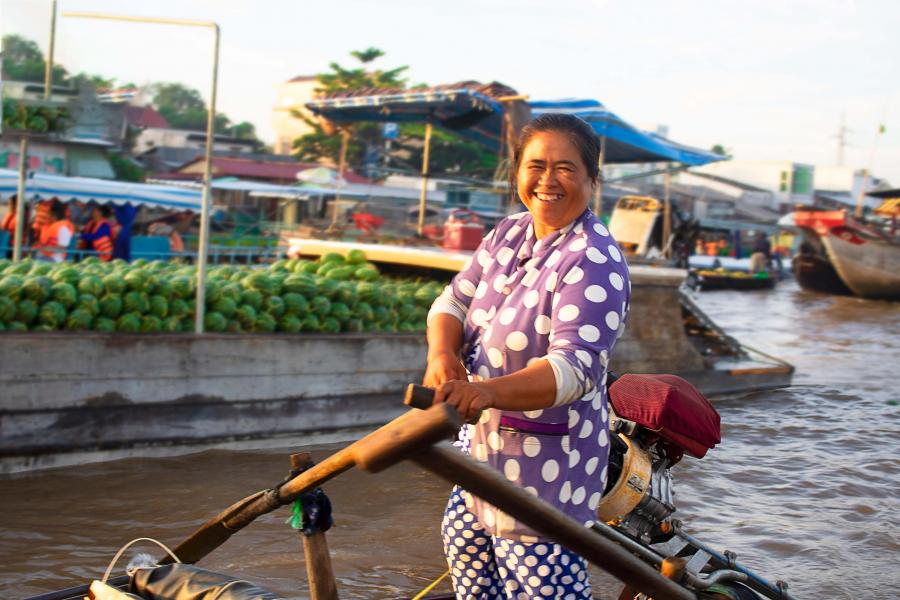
xmin=150 ymin=82 xmax=259 ymax=142
xmin=109 ymin=153 xmax=145 ymax=183
xmin=1 ymin=34 xmax=68 ymax=84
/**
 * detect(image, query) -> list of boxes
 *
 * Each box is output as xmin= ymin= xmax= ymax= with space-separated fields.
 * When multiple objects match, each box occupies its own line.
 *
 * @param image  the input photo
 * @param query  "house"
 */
xmin=692 ymin=160 xmax=815 ymax=211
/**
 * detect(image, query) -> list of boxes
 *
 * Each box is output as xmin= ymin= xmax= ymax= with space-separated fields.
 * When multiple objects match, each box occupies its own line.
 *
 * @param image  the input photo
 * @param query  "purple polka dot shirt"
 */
xmin=439 ymin=207 xmax=631 ymax=541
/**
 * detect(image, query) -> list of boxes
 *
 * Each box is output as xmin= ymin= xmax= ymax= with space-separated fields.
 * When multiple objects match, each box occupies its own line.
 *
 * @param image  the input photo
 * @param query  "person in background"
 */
xmin=31 ymin=198 xmax=56 ymax=243
xmin=425 ymin=113 xmax=631 ymax=599
xmin=34 ymin=201 xmax=74 ymax=263
xmin=749 ymin=232 xmax=771 ymax=273
xmin=79 ymin=204 xmax=115 ymax=262
xmin=2 ymin=195 xmax=29 ymax=258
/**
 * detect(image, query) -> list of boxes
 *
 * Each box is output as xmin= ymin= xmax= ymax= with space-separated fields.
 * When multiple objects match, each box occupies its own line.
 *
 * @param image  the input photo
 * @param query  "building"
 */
xmin=271 ymin=75 xmax=319 ymax=155
xmin=692 ymin=160 xmax=815 ymax=210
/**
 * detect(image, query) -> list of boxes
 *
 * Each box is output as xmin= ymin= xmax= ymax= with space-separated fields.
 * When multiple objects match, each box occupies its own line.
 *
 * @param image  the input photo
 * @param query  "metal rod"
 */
xmin=417 ymin=115 xmax=433 ymax=236
xmin=62 ymin=11 xmax=217 ymax=29
xmin=44 ymin=0 xmax=58 ymax=99
xmin=663 ymin=168 xmax=672 ymax=258
xmin=13 ymin=137 xmax=28 ymax=261
xmin=194 ymin=23 xmax=219 ymax=334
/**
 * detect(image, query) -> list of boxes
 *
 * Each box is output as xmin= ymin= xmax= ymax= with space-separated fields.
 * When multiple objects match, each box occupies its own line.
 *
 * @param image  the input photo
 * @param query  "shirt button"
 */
xmin=502 ymin=286 xmax=511 ymax=295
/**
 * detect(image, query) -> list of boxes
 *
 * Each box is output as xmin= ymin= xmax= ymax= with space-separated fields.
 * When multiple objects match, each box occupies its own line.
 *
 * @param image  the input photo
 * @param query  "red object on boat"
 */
xmin=352 ymin=212 xmax=384 ymax=234
xmin=442 ymin=209 xmax=484 ymax=251
xmin=609 ymin=374 xmax=721 ymax=462
xmin=793 ymin=210 xmax=847 ymax=236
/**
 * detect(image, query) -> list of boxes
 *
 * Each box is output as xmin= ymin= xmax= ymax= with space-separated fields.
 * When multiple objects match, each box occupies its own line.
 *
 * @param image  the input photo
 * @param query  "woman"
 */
xmin=425 ymin=113 xmax=631 ymax=599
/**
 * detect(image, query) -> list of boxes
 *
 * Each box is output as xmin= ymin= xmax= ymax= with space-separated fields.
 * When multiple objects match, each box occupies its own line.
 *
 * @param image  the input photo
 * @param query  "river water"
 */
xmin=2 ymin=280 xmax=898 ymax=599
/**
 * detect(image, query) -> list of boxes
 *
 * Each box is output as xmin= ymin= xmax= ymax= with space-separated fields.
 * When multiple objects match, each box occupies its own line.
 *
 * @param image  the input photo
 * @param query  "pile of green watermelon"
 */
xmin=0 ymin=249 xmax=445 ymax=335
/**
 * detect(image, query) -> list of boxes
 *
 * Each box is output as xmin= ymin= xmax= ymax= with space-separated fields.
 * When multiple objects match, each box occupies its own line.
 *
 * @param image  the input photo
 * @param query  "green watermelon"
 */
xmin=311 ymin=296 xmax=331 ymax=318
xmin=6 ymin=321 xmax=28 ymax=332
xmin=102 ymin=273 xmax=127 ymax=295
xmin=38 ymin=301 xmax=67 ymax=328
xmin=242 ymin=271 xmax=275 ymax=295
xmin=94 ymin=316 xmax=116 ymax=332
xmin=241 ymin=289 xmax=263 ymax=310
xmin=123 ymin=291 xmax=149 ymax=314
xmin=355 ymin=265 xmax=379 ymax=281
xmin=316 ymin=262 xmax=339 ymax=277
xmin=344 ymin=318 xmax=364 ymax=333
xmin=0 ymin=296 xmax=16 ymax=322
xmin=77 ymin=274 xmax=104 ymax=297
xmin=330 ymin=302 xmax=351 ymax=322
xmin=326 ymin=265 xmax=355 ymax=281
xmin=221 ymin=282 xmax=243 ymax=302
xmin=51 ymin=282 xmax=78 ymax=308
xmin=170 ymin=276 xmax=194 ymax=299
xmin=283 ymin=274 xmax=317 ymax=297
xmin=124 ymin=271 xmax=149 ymax=292
xmin=22 ymin=276 xmax=52 ymax=303
xmin=282 ymin=293 xmax=309 ymax=316
xmin=264 ymin=296 xmax=285 ymax=318
xmin=355 ymin=302 xmax=374 ymax=322
xmin=334 ymin=282 xmax=358 ymax=307
xmin=346 ymin=249 xmax=367 ymax=264
xmin=320 ymin=252 xmax=345 ymax=265
xmin=99 ymin=294 xmax=123 ymax=319
xmin=204 ymin=279 xmax=223 ymax=304
xmin=15 ymin=299 xmax=39 ymax=324
xmin=277 ymin=314 xmax=302 ymax=333
xmin=149 ymin=295 xmax=169 ymax=318
xmin=77 ymin=293 xmax=100 ymax=316
xmin=301 ymin=313 xmax=321 ymax=332
xmin=316 ymin=277 xmax=339 ymax=299
xmin=270 ymin=259 xmax=290 ymax=272
xmin=321 ymin=316 xmax=341 ymax=334
xmin=235 ymin=304 xmax=257 ymax=328
xmin=141 ymin=315 xmax=163 ymax=333
xmin=357 ymin=282 xmax=379 ymax=303
xmin=0 ymin=275 xmax=24 ymax=299
xmin=253 ymin=312 xmax=276 ymax=333
xmin=169 ymin=298 xmax=189 ymax=318
xmin=299 ymin=261 xmax=320 ymax=275
xmin=65 ymin=308 xmax=94 ymax=331
xmin=211 ymin=296 xmax=236 ymax=318
xmin=204 ymin=311 xmax=227 ymax=332
xmin=162 ymin=316 xmax=182 ymax=333
xmin=224 ymin=319 xmax=243 ymax=334
xmin=154 ymin=277 xmax=173 ymax=298
xmin=50 ymin=266 xmax=80 ymax=284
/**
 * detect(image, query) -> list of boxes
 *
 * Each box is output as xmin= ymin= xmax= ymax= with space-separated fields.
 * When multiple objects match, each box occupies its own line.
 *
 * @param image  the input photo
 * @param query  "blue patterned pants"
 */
xmin=441 ymin=486 xmax=593 ymax=600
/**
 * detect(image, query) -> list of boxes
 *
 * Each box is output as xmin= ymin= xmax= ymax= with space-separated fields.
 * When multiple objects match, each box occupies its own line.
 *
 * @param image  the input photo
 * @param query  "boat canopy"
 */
xmin=0 ymin=168 xmax=203 ymax=212
xmin=529 ymin=99 xmax=724 ymax=166
xmin=305 ymin=85 xmax=506 ymax=150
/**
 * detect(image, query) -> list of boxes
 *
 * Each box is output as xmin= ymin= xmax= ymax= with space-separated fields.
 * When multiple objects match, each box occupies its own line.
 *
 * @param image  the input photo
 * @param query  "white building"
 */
xmin=692 ymin=160 xmax=815 ymax=210
xmin=271 ymin=76 xmax=319 ymax=155
xmin=133 ymin=128 xmax=257 ymax=155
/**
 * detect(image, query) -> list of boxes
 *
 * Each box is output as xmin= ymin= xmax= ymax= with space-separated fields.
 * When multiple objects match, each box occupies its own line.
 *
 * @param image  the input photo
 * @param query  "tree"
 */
xmin=711 ymin=144 xmax=732 ymax=158
xmin=2 ymin=34 xmax=67 ymax=84
xmin=151 ymin=82 xmax=252 ymax=139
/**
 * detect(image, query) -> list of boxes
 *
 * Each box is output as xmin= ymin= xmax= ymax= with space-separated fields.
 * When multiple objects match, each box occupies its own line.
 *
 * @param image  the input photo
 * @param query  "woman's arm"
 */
xmin=423 ymin=313 xmax=467 ymax=387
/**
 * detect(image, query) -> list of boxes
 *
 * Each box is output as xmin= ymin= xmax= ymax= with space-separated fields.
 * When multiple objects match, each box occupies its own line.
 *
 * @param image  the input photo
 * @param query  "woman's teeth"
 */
xmin=535 ymin=192 xmax=564 ymax=202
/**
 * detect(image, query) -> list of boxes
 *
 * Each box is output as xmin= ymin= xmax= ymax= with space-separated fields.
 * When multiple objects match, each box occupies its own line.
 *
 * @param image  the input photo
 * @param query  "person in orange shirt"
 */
xmin=34 ymin=202 xmax=74 ymax=263
xmin=79 ymin=205 xmax=115 ymax=261
xmin=31 ymin=198 xmax=55 ymax=241
xmin=2 ymin=195 xmax=26 ymax=258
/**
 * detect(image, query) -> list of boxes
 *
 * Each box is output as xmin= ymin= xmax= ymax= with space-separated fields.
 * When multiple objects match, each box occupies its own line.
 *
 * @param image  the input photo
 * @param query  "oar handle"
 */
xmin=404 ymin=383 xmax=435 ymax=409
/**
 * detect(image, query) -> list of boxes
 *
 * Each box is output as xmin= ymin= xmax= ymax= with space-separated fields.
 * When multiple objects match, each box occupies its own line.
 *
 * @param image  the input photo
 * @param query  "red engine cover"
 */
xmin=608 ymin=374 xmax=721 ymax=460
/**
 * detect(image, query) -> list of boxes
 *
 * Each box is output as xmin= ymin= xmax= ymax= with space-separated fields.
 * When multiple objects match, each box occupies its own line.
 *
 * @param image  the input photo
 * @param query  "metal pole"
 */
xmin=194 ymin=24 xmax=219 ymax=334
xmin=417 ymin=115 xmax=433 ymax=236
xmin=13 ymin=137 xmax=28 ymax=261
xmin=663 ymin=168 xmax=672 ymax=259
xmin=593 ymin=136 xmax=606 ymax=216
xmin=854 ymin=168 xmax=868 ymax=220
xmin=44 ymin=0 xmax=58 ymax=98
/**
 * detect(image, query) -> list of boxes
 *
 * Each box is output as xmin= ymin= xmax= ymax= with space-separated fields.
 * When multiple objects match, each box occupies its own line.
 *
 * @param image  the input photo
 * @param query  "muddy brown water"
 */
xmin=2 ymin=280 xmax=898 ymax=599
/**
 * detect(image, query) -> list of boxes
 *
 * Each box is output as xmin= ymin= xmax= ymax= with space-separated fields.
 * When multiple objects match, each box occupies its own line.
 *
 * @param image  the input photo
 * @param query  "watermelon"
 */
xmin=346 ymin=249 xmax=367 ymax=264
xmin=124 ymin=271 xmax=149 ymax=293
xmin=77 ymin=294 xmax=100 ymax=317
xmin=355 ymin=302 xmax=374 ymax=322
xmin=94 ymin=317 xmax=116 ymax=333
xmin=65 ymin=308 xmax=94 ymax=331
xmin=149 ymin=295 xmax=169 ymax=319
xmin=102 ymin=273 xmax=127 ymax=295
xmin=357 ymin=282 xmax=379 ymax=303
xmin=50 ymin=266 xmax=80 ymax=285
xmin=270 ymin=259 xmax=290 ymax=272
xmin=169 ymin=298 xmax=189 ymax=318
xmin=22 ymin=276 xmax=52 ymax=303
xmin=291 ymin=259 xmax=312 ymax=273
xmin=321 ymin=317 xmax=341 ymax=334
xmin=334 ymin=282 xmax=358 ymax=307
xmin=131 ymin=259 xmax=148 ymax=268
xmin=0 ymin=296 xmax=16 ymax=322
xmin=229 ymin=270 xmax=249 ymax=283
xmin=51 ymin=282 xmax=78 ymax=308
xmin=77 ymin=274 xmax=104 ymax=297
xmin=170 ymin=276 xmax=194 ymax=299
xmin=204 ymin=311 xmax=227 ymax=332
xmin=282 ymin=293 xmax=309 ymax=316
xmin=316 ymin=277 xmax=339 ymax=299
xmin=224 ymin=319 xmax=243 ymax=334
xmin=243 ymin=271 xmax=275 ymax=296
xmin=99 ymin=294 xmax=123 ymax=319
xmin=241 ymin=289 xmax=263 ymax=310
xmin=316 ymin=262 xmax=339 ymax=277
xmin=311 ymin=296 xmax=331 ymax=318
xmin=38 ymin=301 xmax=67 ymax=328
xmin=141 ymin=315 xmax=163 ymax=333
xmin=397 ymin=303 xmax=416 ymax=321
xmin=204 ymin=279 xmax=223 ymax=304
xmin=153 ymin=277 xmax=173 ymax=298
xmin=300 ymin=313 xmax=321 ymax=333
xmin=283 ymin=274 xmax=317 ymax=297
xmin=264 ymin=296 xmax=285 ymax=318
xmin=284 ymin=258 xmax=300 ymax=272
xmin=211 ymin=296 xmax=236 ymax=318
xmin=330 ymin=302 xmax=351 ymax=323
xmin=344 ymin=318 xmax=363 ymax=333
xmin=124 ymin=291 xmax=149 ymax=314
xmin=0 ymin=274 xmax=24 ymax=299
xmin=16 ymin=299 xmax=39 ymax=324
xmin=7 ymin=321 xmax=28 ymax=332
xmin=221 ymin=283 xmax=243 ymax=302
xmin=320 ymin=252 xmax=345 ymax=265
xmin=277 ymin=314 xmax=302 ymax=333
xmin=162 ymin=316 xmax=182 ymax=333
xmin=235 ymin=304 xmax=257 ymax=328
xmin=299 ymin=261 xmax=320 ymax=275
xmin=355 ymin=266 xmax=379 ymax=281
xmin=253 ymin=312 xmax=276 ymax=333
xmin=372 ymin=305 xmax=391 ymax=324
xmin=326 ymin=265 xmax=355 ymax=281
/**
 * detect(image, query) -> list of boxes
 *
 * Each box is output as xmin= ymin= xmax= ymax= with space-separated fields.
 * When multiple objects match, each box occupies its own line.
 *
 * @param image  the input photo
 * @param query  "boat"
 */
xmin=25 ymin=381 xmax=799 ymax=600
xmin=789 ymin=209 xmax=900 ymax=300
xmin=687 ymin=268 xmax=776 ymax=292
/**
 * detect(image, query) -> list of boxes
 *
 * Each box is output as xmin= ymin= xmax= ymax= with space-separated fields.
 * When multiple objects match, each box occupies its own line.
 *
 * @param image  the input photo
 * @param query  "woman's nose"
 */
xmin=537 ymin=167 xmax=557 ymax=187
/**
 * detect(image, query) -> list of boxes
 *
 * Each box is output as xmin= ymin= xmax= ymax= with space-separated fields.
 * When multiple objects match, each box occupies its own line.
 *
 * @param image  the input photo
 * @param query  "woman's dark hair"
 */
xmin=509 ymin=113 xmax=602 ymax=196
xmin=50 ymin=201 xmax=67 ymax=220
xmin=97 ymin=204 xmax=112 ymax=218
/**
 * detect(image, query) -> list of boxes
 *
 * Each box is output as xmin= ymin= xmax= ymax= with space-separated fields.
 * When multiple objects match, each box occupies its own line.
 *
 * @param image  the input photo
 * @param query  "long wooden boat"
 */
xmin=687 ymin=269 xmax=776 ymax=292
xmin=792 ymin=209 xmax=900 ymax=300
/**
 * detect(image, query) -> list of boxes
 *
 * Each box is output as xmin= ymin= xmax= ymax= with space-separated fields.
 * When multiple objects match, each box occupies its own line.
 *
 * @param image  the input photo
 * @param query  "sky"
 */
xmin=3 ymin=0 xmax=899 ymax=183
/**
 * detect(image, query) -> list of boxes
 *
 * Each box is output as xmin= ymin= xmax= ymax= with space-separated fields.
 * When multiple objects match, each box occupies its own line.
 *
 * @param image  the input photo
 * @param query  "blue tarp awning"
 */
xmin=305 ymin=88 xmax=505 ymax=150
xmin=0 ymin=169 xmax=203 ymax=212
xmin=529 ymin=99 xmax=724 ymax=166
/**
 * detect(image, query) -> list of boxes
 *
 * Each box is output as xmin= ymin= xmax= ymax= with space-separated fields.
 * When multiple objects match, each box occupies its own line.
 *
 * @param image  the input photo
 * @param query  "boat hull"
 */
xmin=792 ymin=252 xmax=852 ymax=296
xmin=821 ymin=227 xmax=900 ymax=300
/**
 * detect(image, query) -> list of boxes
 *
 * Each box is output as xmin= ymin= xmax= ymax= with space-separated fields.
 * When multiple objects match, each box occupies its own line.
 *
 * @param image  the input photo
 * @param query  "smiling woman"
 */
xmin=423 ymin=113 xmax=631 ymax=599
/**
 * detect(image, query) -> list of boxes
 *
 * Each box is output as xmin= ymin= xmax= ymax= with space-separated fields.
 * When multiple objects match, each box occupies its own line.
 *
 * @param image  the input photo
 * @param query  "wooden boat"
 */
xmin=791 ymin=209 xmax=900 ymax=300
xmin=687 ymin=269 xmax=776 ymax=292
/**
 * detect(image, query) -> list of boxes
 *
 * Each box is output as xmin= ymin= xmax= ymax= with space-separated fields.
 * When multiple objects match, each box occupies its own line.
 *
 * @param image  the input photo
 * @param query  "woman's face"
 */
xmin=516 ymin=130 xmax=593 ymax=238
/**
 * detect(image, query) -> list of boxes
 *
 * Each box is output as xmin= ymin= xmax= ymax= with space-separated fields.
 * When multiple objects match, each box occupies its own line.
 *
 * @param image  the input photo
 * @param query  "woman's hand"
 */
xmin=423 ymin=351 xmax=468 ymax=388
xmin=434 ymin=380 xmax=499 ymax=423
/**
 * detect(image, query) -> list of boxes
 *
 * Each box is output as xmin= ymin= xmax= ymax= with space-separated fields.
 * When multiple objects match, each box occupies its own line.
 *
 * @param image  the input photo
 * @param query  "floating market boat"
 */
xmin=25 ymin=381 xmax=799 ymax=600
xmin=787 ymin=208 xmax=900 ymax=300
xmin=686 ymin=268 xmax=776 ymax=292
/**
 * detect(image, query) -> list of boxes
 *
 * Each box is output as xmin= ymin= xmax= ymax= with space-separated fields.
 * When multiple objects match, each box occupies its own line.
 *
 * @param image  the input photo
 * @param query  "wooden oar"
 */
xmin=165 ymin=404 xmax=462 ymax=565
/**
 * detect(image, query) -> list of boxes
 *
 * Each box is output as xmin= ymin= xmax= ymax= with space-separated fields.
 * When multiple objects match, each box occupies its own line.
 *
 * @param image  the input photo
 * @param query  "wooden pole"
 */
xmin=331 ymin=128 xmax=350 ymax=231
xmin=290 ymin=453 xmax=339 ymax=600
xmin=44 ymin=0 xmax=58 ymax=98
xmin=663 ymin=168 xmax=672 ymax=259
xmin=12 ymin=137 xmax=28 ymax=261
xmin=593 ymin=136 xmax=606 ymax=217
xmin=417 ymin=115 xmax=433 ymax=236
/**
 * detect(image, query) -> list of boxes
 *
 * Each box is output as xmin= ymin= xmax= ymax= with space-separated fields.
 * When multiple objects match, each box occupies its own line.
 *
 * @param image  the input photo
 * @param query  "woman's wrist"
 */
xmin=427 ymin=348 xmax=458 ymax=363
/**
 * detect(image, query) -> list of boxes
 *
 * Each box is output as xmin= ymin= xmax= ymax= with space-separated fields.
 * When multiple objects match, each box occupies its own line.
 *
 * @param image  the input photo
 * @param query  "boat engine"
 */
xmin=598 ymin=374 xmax=721 ymax=541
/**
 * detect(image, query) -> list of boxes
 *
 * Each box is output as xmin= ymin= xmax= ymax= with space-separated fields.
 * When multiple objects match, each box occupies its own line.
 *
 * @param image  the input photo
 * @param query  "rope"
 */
xmin=411 ymin=569 xmax=450 ymax=600
xmin=101 ymin=537 xmax=181 ymax=583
